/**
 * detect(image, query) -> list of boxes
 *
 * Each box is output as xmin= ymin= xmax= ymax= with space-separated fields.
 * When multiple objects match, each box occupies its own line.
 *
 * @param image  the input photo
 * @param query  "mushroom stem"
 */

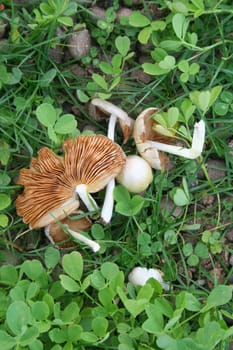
xmin=102 ymin=114 xmax=118 ymax=224
xmin=65 ymin=226 xmax=100 ymax=252
xmin=91 ymin=98 xmax=129 ymax=123
xmin=75 ymin=184 xmax=99 ymax=212
xmin=107 ymin=114 xmax=118 ymax=140
xmin=91 ymin=98 xmax=134 ymax=143
xmin=146 ymin=120 xmax=205 ymax=159
xmin=101 ymin=178 xmax=115 ymax=224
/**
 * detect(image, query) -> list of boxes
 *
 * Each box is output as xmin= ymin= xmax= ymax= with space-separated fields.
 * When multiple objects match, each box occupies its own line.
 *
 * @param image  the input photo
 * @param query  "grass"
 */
xmin=0 ymin=0 xmax=233 ymax=349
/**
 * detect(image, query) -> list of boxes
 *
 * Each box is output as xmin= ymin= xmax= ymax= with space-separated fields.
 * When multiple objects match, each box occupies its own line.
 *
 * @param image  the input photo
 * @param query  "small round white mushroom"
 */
xmin=128 ymin=266 xmax=170 ymax=290
xmin=116 ymin=155 xmax=153 ymax=193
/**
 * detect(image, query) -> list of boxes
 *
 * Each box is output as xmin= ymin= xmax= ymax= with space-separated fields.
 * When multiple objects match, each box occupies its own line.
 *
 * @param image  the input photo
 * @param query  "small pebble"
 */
xmin=229 ymin=254 xmax=233 ymax=266
xmin=226 ymin=230 xmax=233 ymax=242
xmin=90 ymin=6 xmax=106 ymax=21
xmin=68 ymin=29 xmax=91 ymax=59
xmin=116 ymin=8 xmax=133 ymax=22
xmin=206 ymin=159 xmax=226 ymax=181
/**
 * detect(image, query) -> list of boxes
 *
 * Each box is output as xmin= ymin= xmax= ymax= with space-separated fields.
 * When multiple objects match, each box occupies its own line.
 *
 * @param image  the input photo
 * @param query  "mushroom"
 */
xmin=117 ymin=155 xmax=153 ymax=193
xmin=16 ymin=134 xmax=125 ymax=247
xmin=90 ymin=98 xmax=134 ymax=143
xmin=128 ymin=266 xmax=170 ymax=290
xmin=45 ymin=211 xmax=100 ymax=252
xmin=133 ymin=107 xmax=205 ymax=170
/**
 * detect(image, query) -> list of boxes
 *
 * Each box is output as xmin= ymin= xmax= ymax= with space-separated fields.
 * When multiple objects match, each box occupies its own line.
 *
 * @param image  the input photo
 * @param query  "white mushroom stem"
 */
xmin=145 ymin=120 xmax=205 ymax=159
xmin=136 ymin=143 xmax=162 ymax=170
xmin=75 ymin=184 xmax=99 ymax=212
xmin=107 ymin=113 xmax=118 ymax=140
xmin=101 ymin=178 xmax=115 ymax=224
xmin=101 ymin=113 xmax=118 ymax=224
xmin=91 ymin=98 xmax=129 ymax=124
xmin=44 ymin=225 xmax=56 ymax=244
xmin=45 ymin=224 xmax=100 ymax=252
xmin=65 ymin=226 xmax=100 ymax=252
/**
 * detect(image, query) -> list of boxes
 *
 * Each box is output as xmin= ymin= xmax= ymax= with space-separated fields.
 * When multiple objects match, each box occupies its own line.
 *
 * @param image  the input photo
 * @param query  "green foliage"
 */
xmin=170 ymin=178 xmax=191 ymax=207
xmin=29 ymin=0 xmax=77 ymax=29
xmin=189 ymin=86 xmax=222 ymax=114
xmin=35 ymin=103 xmax=78 ymax=145
xmin=0 ymin=140 xmax=11 ymax=166
xmin=0 ymin=64 xmax=22 ymax=89
xmin=78 ymin=35 xmax=133 ymax=101
xmin=114 ymin=185 xmax=145 ymax=217
xmin=0 ymin=193 xmax=11 ymax=228
xmin=92 ymin=7 xmax=117 ymax=46
xmin=214 ymin=90 xmax=233 ymax=116
xmin=1 ymin=249 xmax=232 ymax=349
xmin=202 ymin=230 xmax=224 ymax=254
xmin=1 ymin=1 xmax=233 ymax=348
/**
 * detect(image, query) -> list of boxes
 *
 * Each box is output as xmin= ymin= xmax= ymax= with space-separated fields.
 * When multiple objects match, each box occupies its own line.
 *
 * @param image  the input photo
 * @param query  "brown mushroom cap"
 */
xmin=16 ymin=134 xmax=126 ymax=229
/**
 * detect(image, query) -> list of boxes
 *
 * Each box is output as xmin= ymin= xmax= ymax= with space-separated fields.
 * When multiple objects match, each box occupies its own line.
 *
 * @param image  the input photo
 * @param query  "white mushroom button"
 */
xmin=117 ymin=155 xmax=153 ymax=193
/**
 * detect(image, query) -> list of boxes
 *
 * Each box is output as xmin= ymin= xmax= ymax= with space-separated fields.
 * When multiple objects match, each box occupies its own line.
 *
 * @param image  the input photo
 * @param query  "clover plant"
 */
xmin=0 ymin=249 xmax=232 ymax=349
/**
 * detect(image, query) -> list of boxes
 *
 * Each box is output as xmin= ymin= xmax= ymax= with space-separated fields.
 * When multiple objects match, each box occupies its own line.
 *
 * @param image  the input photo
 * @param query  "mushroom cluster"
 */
xmin=16 ymin=99 xmax=205 ymax=251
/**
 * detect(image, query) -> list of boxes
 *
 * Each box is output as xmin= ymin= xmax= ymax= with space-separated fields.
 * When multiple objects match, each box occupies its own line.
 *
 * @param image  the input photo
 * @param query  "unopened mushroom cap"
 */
xmin=133 ymin=107 xmax=171 ymax=170
xmin=16 ymin=134 xmax=125 ymax=229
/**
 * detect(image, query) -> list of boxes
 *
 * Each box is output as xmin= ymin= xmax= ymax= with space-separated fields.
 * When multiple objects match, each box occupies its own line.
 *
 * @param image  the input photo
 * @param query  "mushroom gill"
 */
xmin=62 ymin=134 xmax=125 ymax=192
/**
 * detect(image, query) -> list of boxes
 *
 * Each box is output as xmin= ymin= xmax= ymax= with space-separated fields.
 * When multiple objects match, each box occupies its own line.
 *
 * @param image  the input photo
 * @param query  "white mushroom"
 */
xmin=128 ymin=266 xmax=170 ymax=290
xmin=117 ymin=155 xmax=153 ymax=193
xmin=133 ymin=107 xmax=170 ymax=170
xmin=147 ymin=120 xmax=206 ymax=159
